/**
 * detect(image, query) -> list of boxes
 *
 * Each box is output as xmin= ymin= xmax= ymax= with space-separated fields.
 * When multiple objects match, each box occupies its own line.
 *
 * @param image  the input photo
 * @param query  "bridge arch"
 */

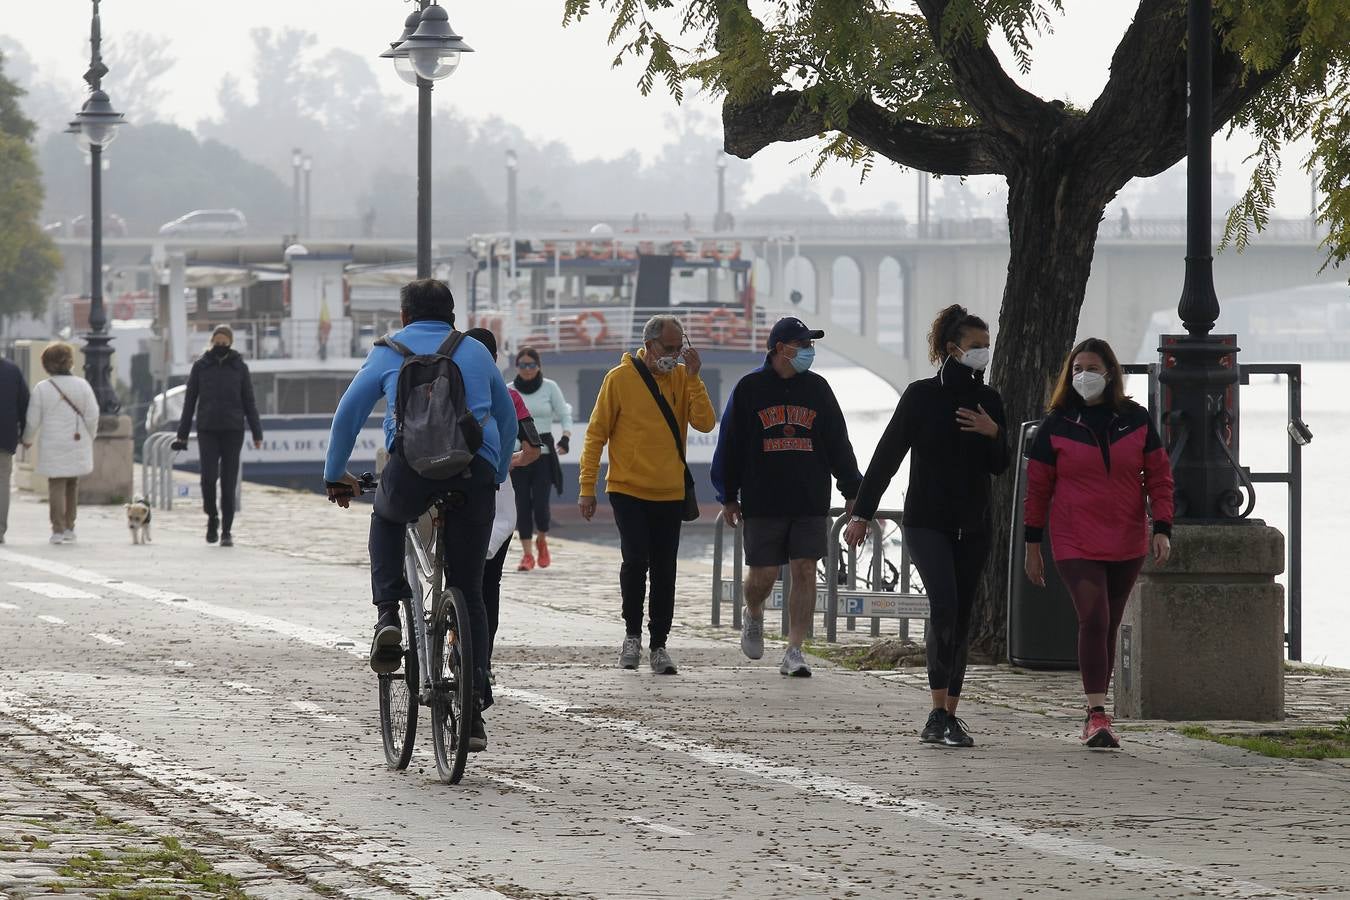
xmin=783 ymin=255 xmax=817 ymax=314
xmin=830 ymin=255 xmax=864 ymax=334
xmin=877 ymin=256 xmax=907 ymax=356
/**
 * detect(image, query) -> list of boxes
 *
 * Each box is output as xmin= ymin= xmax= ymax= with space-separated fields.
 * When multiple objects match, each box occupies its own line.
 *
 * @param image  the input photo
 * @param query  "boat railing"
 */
xmin=187 ymin=312 xmax=401 ymax=360
xmin=467 ymin=305 xmax=772 ymax=354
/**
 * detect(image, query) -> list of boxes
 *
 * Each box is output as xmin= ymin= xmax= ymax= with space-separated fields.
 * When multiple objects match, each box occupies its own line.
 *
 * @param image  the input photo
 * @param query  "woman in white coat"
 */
xmin=24 ymin=343 xmax=100 ymax=544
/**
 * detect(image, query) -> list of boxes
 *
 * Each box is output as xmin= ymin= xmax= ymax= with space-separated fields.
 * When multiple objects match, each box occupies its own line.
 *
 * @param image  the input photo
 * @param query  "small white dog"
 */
xmin=125 ymin=496 xmax=152 ymax=545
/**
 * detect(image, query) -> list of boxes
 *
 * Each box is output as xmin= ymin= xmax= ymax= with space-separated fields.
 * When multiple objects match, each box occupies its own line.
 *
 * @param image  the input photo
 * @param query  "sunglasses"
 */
xmin=517 ymin=362 xmax=539 ymax=370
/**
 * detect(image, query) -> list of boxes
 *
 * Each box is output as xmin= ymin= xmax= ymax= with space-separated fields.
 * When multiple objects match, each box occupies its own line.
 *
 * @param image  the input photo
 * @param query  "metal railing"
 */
xmin=140 ymin=432 xmax=243 ymax=514
xmin=494 ymin=304 xmax=770 ymax=354
xmin=1122 ymin=362 xmax=1307 ymax=659
xmin=188 ymin=313 xmax=399 ymax=361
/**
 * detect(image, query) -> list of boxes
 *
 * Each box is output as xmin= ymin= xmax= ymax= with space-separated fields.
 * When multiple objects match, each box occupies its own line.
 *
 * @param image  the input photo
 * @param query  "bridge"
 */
xmin=50 ymin=216 xmax=1341 ymax=389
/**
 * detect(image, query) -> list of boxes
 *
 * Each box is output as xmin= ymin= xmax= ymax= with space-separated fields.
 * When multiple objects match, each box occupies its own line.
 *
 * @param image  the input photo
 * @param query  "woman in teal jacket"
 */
xmin=511 ymin=347 xmax=573 ymax=570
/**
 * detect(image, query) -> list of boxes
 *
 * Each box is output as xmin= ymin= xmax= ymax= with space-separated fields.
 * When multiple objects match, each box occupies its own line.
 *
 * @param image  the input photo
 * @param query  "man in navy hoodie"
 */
xmin=712 ymin=317 xmax=862 ymax=677
xmin=325 ymin=279 xmax=516 ymax=750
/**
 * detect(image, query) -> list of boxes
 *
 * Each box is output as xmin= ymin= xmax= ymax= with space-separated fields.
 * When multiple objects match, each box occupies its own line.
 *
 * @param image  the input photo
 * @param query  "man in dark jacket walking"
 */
xmin=171 ymin=325 xmax=263 ymax=546
xmin=712 ymin=317 xmax=863 ymax=677
xmin=0 ymin=355 xmax=30 ymax=544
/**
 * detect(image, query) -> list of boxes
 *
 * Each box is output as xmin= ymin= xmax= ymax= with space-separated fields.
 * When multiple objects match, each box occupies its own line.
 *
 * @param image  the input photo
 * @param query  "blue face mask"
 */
xmin=789 ymin=346 xmax=815 ymax=374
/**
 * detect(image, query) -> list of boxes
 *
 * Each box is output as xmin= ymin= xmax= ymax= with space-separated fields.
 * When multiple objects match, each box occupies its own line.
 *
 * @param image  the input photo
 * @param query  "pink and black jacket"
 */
xmin=1024 ymin=401 xmax=1174 ymax=561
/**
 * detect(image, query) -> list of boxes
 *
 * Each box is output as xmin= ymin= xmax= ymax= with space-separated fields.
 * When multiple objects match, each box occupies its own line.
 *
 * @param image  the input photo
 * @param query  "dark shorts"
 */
xmin=744 ymin=515 xmax=829 ymax=568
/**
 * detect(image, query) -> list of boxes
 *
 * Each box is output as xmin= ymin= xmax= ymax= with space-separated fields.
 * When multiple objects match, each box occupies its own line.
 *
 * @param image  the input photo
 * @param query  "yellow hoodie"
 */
xmin=579 ymin=349 xmax=716 ymax=501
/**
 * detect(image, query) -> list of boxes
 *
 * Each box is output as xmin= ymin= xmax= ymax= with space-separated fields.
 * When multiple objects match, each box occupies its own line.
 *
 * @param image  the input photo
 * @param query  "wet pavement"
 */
xmin=0 ymin=473 xmax=1347 ymax=899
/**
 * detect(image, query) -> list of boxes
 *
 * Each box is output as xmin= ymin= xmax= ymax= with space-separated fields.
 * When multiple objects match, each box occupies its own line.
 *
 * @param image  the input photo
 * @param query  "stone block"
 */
xmin=79 ymin=414 xmax=134 ymax=505
xmin=1115 ymin=523 xmax=1285 ymax=721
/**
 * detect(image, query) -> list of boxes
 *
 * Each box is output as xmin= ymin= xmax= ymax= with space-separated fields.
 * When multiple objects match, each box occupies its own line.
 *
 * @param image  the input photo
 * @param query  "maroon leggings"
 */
xmin=1054 ymin=557 xmax=1145 ymax=695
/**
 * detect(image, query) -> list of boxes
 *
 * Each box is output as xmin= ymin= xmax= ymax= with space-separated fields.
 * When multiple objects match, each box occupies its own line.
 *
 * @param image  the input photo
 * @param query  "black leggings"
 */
xmin=1054 ymin=557 xmax=1145 ymax=696
xmin=608 ymin=492 xmax=684 ymax=649
xmin=903 ymin=527 xmax=991 ymax=697
xmin=510 ymin=456 xmax=553 ymax=539
xmin=198 ymin=430 xmax=244 ymax=533
xmin=483 ymin=539 xmax=510 ymax=669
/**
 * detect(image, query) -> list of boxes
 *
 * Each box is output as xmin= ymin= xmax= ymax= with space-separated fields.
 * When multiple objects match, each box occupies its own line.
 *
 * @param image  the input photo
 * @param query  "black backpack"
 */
xmin=376 ymin=330 xmax=483 ymax=479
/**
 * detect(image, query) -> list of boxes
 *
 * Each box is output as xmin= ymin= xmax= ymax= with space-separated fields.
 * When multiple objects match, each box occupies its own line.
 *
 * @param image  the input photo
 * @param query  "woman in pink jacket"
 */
xmin=1023 ymin=338 xmax=1174 ymax=749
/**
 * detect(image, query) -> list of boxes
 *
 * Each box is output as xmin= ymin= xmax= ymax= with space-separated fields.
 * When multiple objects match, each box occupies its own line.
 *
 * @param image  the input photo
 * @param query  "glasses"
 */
xmin=517 ymin=362 xmax=539 ymax=370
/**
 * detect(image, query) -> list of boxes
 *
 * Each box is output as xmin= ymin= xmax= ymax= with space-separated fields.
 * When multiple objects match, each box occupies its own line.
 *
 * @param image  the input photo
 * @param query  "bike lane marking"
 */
xmin=0 ymin=548 xmax=1294 ymax=900
xmin=90 ymin=632 xmax=126 ymax=646
xmin=9 ymin=581 xmax=99 ymax=600
xmin=0 ymin=688 xmax=505 ymax=900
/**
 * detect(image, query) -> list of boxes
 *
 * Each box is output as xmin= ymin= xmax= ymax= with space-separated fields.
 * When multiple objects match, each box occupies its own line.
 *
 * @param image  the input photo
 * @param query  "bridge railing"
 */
xmin=478 ymin=304 xmax=772 ymax=354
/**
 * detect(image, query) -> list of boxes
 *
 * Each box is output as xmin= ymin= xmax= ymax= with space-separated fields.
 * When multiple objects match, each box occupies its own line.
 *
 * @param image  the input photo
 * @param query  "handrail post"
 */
xmin=711 ymin=510 xmax=725 ymax=626
xmin=845 ymin=541 xmax=858 ymax=632
xmin=1288 ymin=364 xmax=1303 ymax=660
xmin=899 ymin=534 xmax=912 ymax=640
xmin=825 ymin=514 xmax=845 ymax=642
xmin=869 ymin=520 xmax=884 ymax=637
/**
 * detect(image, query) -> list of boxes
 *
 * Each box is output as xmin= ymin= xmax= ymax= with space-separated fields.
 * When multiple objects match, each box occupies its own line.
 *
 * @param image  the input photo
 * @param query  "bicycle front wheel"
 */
xmin=429 ymin=586 xmax=475 ymax=785
xmin=377 ymin=597 xmax=418 ymax=770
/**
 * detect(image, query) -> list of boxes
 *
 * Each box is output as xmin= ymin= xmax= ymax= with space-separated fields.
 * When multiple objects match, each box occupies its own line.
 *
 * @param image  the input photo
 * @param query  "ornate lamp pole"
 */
xmin=380 ymin=2 xmax=473 ymax=279
xmin=505 ymin=149 xmax=519 ymax=233
xmin=1157 ymin=0 xmax=1249 ymax=521
xmin=68 ymin=0 xmax=126 ymax=415
xmin=714 ymin=152 xmax=728 ymax=231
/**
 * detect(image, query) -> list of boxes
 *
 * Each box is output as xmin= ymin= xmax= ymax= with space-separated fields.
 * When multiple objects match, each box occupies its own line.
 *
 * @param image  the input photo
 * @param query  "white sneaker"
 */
xmin=740 ymin=607 xmax=764 ymax=660
xmin=49 ymin=533 xmax=64 ymax=545
xmin=618 ymin=635 xmax=642 ymax=670
xmin=62 ymin=530 xmax=76 ymax=544
xmin=779 ymin=646 xmax=812 ymax=678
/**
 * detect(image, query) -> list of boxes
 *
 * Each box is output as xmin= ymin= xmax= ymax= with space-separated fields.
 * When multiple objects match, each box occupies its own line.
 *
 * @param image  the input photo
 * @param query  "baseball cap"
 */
xmin=766 ymin=316 xmax=824 ymax=350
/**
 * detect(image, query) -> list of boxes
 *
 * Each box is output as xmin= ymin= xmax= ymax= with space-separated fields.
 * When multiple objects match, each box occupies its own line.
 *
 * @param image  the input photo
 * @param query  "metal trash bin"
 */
xmin=1006 ymin=421 xmax=1079 ymax=670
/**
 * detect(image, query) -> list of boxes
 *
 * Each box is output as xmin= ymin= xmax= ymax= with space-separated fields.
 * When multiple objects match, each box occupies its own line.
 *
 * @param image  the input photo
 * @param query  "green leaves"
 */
xmin=0 ymin=54 xmax=58 ymax=319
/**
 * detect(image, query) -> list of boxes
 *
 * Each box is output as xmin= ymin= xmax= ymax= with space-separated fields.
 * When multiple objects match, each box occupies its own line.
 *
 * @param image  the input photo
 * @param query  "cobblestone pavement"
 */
xmin=0 ymin=473 xmax=1347 ymax=899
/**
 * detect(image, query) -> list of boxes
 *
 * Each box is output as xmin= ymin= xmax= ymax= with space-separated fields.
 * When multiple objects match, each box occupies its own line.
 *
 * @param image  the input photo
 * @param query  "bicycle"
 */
xmin=351 ymin=474 xmax=478 ymax=785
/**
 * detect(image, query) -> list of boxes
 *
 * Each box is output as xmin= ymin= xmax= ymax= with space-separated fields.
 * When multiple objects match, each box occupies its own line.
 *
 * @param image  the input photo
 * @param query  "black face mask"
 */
xmin=210 ymin=344 xmax=230 ymax=358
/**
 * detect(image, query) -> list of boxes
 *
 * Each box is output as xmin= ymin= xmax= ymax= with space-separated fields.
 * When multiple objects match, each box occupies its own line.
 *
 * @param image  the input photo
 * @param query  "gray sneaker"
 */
xmin=618 ymin=635 xmax=642 ymax=670
xmin=740 ymin=608 xmax=764 ymax=660
xmin=779 ymin=646 xmax=812 ymax=678
xmin=649 ymin=647 xmax=678 ymax=675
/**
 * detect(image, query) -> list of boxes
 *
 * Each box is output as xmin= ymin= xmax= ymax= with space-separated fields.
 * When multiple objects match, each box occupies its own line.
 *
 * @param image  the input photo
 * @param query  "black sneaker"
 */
xmin=469 ymin=713 xmax=487 ymax=753
xmin=369 ymin=606 xmax=403 ymax=674
xmin=943 ymin=715 xmax=975 ymax=748
xmin=206 ymin=517 xmax=219 ymax=544
xmin=219 ymin=533 xmax=233 ymax=547
xmin=920 ymin=708 xmax=948 ymax=743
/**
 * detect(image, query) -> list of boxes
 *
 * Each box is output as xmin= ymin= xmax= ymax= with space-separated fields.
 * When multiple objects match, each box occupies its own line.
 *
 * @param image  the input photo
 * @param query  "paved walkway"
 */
xmin=0 ymin=472 xmax=1346 ymax=899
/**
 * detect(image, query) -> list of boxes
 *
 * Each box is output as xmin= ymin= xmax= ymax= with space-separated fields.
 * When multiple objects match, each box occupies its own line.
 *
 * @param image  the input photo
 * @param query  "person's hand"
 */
xmin=956 ymin=404 xmax=999 ymax=438
xmin=170 ymin=439 xmax=188 ymax=452
xmin=22 ymin=442 xmax=31 ymax=451
xmin=843 ymin=518 xmax=869 ymax=548
xmin=253 ymin=439 xmax=263 ymax=450
xmin=1152 ymin=533 xmax=1171 ymax=565
xmin=557 ymin=434 xmax=570 ymax=455
xmin=722 ymin=501 xmax=742 ymax=528
xmin=1025 ymin=542 xmax=1046 ymax=586
xmin=579 ymin=495 xmax=597 ymax=521
xmin=326 ymin=472 xmax=362 ymax=509
xmin=683 ymin=346 xmax=702 ymax=377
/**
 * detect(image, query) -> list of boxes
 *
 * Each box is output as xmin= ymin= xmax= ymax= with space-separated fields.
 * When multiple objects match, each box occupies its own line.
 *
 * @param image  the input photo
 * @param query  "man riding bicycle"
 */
xmin=324 ymin=279 xmax=516 ymax=750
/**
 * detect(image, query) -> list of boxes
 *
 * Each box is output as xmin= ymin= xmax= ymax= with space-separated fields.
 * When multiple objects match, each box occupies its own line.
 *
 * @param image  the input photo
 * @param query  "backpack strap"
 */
xmin=434 ymin=330 xmax=466 ymax=358
xmin=374 ymin=333 xmax=416 ymax=357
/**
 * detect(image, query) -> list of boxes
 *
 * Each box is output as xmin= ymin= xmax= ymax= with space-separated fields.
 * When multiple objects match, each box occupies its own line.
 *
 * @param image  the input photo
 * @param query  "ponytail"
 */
xmin=927 ymin=304 xmax=989 ymax=365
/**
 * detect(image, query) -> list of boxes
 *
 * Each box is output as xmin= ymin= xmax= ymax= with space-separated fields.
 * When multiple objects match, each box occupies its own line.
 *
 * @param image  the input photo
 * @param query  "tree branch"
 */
xmin=722 ymin=90 xmax=1005 ymax=175
xmin=913 ymin=0 xmax=1061 ymax=138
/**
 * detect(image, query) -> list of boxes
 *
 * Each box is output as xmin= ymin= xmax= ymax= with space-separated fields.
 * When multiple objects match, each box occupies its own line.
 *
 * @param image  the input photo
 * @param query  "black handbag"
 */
xmin=629 ymin=355 xmax=700 ymax=522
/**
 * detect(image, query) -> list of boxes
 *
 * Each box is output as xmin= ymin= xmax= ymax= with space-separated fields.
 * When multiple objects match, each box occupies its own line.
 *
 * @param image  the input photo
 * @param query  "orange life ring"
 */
xmin=572 ymin=311 xmax=609 ymax=346
xmin=704 ymin=308 xmax=746 ymax=346
xmin=112 ymin=297 xmax=135 ymax=320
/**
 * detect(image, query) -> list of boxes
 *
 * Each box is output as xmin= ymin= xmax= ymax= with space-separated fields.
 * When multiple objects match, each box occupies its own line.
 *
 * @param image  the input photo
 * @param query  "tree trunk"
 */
xmin=968 ymin=155 xmax=1119 ymax=660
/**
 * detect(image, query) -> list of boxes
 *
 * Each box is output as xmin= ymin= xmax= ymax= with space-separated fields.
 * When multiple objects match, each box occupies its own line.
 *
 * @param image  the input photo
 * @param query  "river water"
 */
xmin=823 ymin=363 xmax=1346 ymax=669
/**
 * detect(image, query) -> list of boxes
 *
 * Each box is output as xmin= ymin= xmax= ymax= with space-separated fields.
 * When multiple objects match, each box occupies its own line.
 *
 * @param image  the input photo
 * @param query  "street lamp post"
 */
xmin=505 ymin=149 xmax=519 ymax=233
xmin=1157 ymin=0 xmax=1246 ymax=522
xmin=303 ymin=154 xmax=313 ymax=238
xmin=69 ymin=0 xmax=126 ymax=415
xmin=380 ymin=2 xmax=473 ymax=279
xmin=715 ymin=153 xmax=728 ymax=231
xmin=291 ymin=148 xmax=302 ymax=238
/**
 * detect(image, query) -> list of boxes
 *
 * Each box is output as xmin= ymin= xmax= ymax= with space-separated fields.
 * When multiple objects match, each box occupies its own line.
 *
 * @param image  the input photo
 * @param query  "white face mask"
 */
xmin=1072 ymin=371 xmax=1107 ymax=402
xmin=956 ymin=346 xmax=991 ymax=372
xmin=652 ymin=353 xmax=680 ymax=375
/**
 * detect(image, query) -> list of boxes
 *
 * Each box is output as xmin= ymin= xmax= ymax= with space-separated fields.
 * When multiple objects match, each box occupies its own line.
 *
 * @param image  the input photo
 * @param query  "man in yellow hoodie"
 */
xmin=579 ymin=315 xmax=716 ymax=674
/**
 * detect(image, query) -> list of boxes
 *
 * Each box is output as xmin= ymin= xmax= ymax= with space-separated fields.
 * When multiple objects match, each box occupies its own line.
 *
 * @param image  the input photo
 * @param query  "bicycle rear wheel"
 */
xmin=429 ymin=586 xmax=475 ymax=785
xmin=377 ymin=597 xmax=418 ymax=770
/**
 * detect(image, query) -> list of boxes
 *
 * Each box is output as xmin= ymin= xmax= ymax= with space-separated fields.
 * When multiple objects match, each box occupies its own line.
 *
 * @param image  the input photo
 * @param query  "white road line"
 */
xmin=0 ymin=601 xmax=19 ymax=610
xmin=37 ymin=615 xmax=66 ymax=625
xmin=0 ymin=689 xmax=503 ymax=899
xmin=89 ymin=633 xmax=125 ymax=646
xmin=289 ymin=700 xmax=352 ymax=725
xmin=224 ymin=681 xmax=268 ymax=695
xmin=499 ymin=687 xmax=1290 ymax=900
xmin=162 ymin=660 xmax=195 ymax=668
xmin=479 ymin=772 xmax=549 ymax=794
xmin=9 ymin=581 xmax=98 ymax=600
xmin=620 ymin=816 xmax=693 ymax=837
xmin=0 ymin=548 xmax=1290 ymax=900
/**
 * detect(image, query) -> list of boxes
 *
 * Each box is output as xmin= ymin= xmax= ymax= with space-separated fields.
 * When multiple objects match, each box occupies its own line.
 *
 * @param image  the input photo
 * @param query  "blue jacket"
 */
xmin=0 ymin=357 xmax=29 ymax=455
xmin=324 ymin=321 xmax=517 ymax=484
xmin=709 ymin=360 xmax=764 ymax=504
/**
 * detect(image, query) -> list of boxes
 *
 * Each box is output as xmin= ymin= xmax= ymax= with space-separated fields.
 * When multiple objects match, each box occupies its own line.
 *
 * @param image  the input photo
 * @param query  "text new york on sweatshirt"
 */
xmin=324 ymin=320 xmax=518 ymax=484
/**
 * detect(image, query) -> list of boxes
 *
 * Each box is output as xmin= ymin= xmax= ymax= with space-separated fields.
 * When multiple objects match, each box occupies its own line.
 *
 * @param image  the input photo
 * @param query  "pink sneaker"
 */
xmin=1082 ymin=710 xmax=1120 ymax=749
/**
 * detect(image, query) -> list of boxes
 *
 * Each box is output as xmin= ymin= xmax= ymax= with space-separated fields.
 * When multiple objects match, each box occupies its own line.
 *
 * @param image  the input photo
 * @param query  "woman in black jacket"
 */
xmin=172 ymin=325 xmax=263 ymax=546
xmin=844 ymin=304 xmax=1009 ymax=748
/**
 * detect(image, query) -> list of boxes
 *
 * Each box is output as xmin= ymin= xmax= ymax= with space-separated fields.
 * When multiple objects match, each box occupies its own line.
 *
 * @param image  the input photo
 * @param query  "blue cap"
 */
xmin=766 ymin=316 xmax=824 ymax=350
